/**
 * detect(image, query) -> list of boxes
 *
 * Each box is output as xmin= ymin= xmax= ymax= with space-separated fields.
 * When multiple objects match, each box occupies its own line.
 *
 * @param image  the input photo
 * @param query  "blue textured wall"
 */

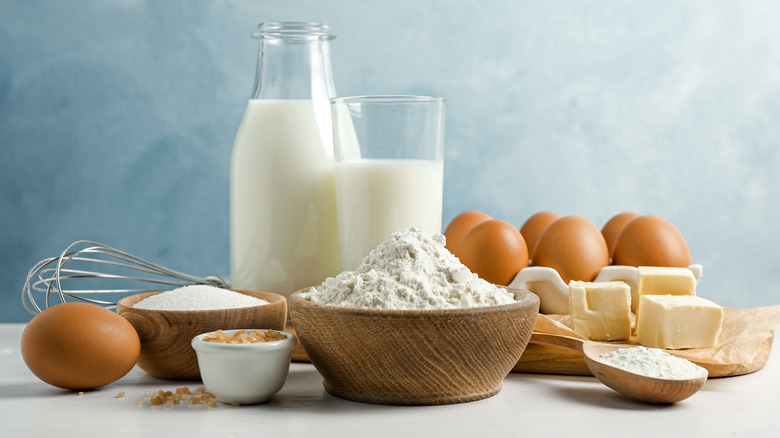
xmin=2 ymin=0 xmax=779 ymax=321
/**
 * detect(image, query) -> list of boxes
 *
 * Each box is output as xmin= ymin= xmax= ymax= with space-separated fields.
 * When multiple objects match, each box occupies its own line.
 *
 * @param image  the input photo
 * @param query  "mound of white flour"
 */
xmin=599 ymin=346 xmax=707 ymax=380
xmin=300 ymin=228 xmax=516 ymax=310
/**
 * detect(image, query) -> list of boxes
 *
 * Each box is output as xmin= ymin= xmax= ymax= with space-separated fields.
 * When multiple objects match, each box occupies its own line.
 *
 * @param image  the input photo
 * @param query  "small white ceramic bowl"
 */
xmin=191 ymin=329 xmax=297 ymax=405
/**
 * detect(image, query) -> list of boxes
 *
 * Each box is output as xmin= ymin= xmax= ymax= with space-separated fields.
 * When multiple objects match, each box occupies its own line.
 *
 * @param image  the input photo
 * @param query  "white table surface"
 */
xmin=1 ymin=322 xmax=775 ymax=437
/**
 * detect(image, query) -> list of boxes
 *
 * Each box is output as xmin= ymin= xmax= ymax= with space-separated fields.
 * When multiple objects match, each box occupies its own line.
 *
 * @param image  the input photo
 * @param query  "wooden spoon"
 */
xmin=530 ymin=332 xmax=707 ymax=403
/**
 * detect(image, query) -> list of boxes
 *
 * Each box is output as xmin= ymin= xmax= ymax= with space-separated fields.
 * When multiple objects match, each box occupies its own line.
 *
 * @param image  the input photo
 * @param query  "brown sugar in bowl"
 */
xmin=289 ymin=287 xmax=539 ymax=405
xmin=117 ymin=290 xmax=287 ymax=380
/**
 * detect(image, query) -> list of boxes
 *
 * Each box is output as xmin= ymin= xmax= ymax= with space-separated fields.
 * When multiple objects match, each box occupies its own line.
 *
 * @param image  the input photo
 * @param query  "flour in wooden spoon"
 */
xmin=301 ymin=228 xmax=516 ymax=310
xmin=599 ymin=346 xmax=707 ymax=380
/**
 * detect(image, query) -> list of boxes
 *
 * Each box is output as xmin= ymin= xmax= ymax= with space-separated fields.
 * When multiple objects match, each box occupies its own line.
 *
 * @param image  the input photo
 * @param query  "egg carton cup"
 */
xmin=508 ymin=264 xmax=703 ymax=315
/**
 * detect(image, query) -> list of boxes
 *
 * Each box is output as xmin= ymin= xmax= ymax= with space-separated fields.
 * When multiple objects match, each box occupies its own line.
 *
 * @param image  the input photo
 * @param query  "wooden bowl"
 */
xmin=289 ymin=287 xmax=539 ymax=405
xmin=116 ymin=290 xmax=287 ymax=380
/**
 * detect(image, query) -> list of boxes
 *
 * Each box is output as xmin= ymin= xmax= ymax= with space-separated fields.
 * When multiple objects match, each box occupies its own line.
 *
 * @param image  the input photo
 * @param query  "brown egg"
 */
xmin=520 ymin=211 xmax=562 ymax=259
xmin=21 ymin=302 xmax=141 ymax=390
xmin=601 ymin=212 xmax=640 ymax=257
xmin=455 ymin=219 xmax=529 ymax=285
xmin=443 ymin=210 xmax=492 ymax=253
xmin=611 ymin=215 xmax=691 ymax=267
xmin=532 ymin=215 xmax=609 ymax=283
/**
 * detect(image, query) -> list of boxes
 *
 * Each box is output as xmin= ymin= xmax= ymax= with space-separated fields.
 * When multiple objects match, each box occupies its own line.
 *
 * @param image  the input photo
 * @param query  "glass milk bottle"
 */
xmin=230 ymin=22 xmax=340 ymax=298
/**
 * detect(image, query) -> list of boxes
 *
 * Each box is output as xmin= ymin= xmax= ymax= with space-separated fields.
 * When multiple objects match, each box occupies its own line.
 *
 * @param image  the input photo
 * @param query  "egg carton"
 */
xmin=508 ymin=264 xmax=703 ymax=315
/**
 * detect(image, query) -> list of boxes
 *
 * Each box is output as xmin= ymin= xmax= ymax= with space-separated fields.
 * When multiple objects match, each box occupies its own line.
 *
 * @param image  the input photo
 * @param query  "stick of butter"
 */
xmin=635 ymin=266 xmax=697 ymax=313
xmin=569 ymin=281 xmax=631 ymax=341
xmin=636 ymin=294 xmax=724 ymax=349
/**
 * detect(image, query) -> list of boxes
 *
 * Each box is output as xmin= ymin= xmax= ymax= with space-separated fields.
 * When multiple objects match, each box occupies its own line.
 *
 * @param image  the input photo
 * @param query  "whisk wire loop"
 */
xmin=22 ymin=240 xmax=229 ymax=315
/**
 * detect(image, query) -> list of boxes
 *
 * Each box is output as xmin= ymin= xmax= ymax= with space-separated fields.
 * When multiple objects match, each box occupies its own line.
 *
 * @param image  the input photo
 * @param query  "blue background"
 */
xmin=2 ymin=0 xmax=779 ymax=321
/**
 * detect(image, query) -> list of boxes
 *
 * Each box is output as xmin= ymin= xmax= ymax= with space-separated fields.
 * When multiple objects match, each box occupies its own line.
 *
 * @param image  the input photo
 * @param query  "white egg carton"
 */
xmin=508 ymin=264 xmax=703 ymax=315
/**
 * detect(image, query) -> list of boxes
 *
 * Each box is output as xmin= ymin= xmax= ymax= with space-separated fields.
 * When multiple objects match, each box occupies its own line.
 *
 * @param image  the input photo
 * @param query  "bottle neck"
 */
xmin=251 ymin=24 xmax=336 ymax=101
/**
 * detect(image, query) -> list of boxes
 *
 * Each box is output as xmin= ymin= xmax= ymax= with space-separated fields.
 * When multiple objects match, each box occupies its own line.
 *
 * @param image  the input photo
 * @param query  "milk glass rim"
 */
xmin=331 ymin=95 xmax=446 ymax=105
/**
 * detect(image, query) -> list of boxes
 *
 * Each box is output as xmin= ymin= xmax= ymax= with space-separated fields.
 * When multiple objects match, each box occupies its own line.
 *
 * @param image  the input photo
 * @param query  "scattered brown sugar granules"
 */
xmin=137 ymin=386 xmax=218 ymax=409
xmin=203 ymin=329 xmax=287 ymax=344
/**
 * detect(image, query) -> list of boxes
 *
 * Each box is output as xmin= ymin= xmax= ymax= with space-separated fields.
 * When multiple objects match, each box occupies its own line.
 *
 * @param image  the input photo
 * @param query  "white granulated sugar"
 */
xmin=133 ymin=285 xmax=269 ymax=311
xmin=300 ymin=228 xmax=516 ymax=310
xmin=599 ymin=346 xmax=707 ymax=380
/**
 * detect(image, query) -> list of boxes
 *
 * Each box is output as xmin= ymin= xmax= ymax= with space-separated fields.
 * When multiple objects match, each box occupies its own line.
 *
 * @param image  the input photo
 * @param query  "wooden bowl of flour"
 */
xmin=117 ymin=290 xmax=287 ymax=380
xmin=289 ymin=287 xmax=539 ymax=405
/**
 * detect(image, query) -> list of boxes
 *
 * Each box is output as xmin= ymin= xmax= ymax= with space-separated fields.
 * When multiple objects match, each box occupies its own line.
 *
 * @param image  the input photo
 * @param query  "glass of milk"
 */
xmin=331 ymin=95 xmax=445 ymax=271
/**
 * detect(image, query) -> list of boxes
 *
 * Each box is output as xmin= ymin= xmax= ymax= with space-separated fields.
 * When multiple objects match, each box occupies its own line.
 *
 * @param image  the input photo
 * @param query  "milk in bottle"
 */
xmin=230 ymin=23 xmax=340 ymax=297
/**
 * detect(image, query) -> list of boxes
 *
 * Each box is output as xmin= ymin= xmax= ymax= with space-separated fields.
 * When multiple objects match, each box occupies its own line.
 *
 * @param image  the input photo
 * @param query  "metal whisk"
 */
xmin=22 ymin=240 xmax=229 ymax=315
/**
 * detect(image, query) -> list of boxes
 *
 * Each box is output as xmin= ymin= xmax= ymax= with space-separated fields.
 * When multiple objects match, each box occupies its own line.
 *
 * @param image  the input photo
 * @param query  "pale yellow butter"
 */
xmin=636 ymin=294 xmax=724 ymax=349
xmin=568 ymin=281 xmax=631 ymax=341
xmin=635 ymin=266 xmax=696 ymax=313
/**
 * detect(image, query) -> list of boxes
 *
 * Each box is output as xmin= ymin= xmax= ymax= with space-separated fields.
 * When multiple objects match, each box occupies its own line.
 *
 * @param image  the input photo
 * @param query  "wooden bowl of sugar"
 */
xmin=117 ymin=287 xmax=287 ymax=380
xmin=290 ymin=287 xmax=540 ymax=405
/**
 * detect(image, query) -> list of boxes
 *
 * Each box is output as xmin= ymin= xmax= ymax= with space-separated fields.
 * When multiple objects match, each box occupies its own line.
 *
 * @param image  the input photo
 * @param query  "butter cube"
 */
xmin=635 ymin=266 xmax=696 ymax=313
xmin=569 ymin=281 xmax=632 ymax=341
xmin=636 ymin=295 xmax=724 ymax=349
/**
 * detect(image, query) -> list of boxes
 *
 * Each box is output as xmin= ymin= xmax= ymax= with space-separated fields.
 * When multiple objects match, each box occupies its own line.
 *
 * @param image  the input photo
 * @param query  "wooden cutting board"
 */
xmin=511 ymin=334 xmax=774 ymax=377
xmin=289 ymin=305 xmax=780 ymax=378
xmin=289 ymin=326 xmax=774 ymax=377
xmin=291 ymin=329 xmax=772 ymax=377
xmin=288 ymin=325 xmax=309 ymax=362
